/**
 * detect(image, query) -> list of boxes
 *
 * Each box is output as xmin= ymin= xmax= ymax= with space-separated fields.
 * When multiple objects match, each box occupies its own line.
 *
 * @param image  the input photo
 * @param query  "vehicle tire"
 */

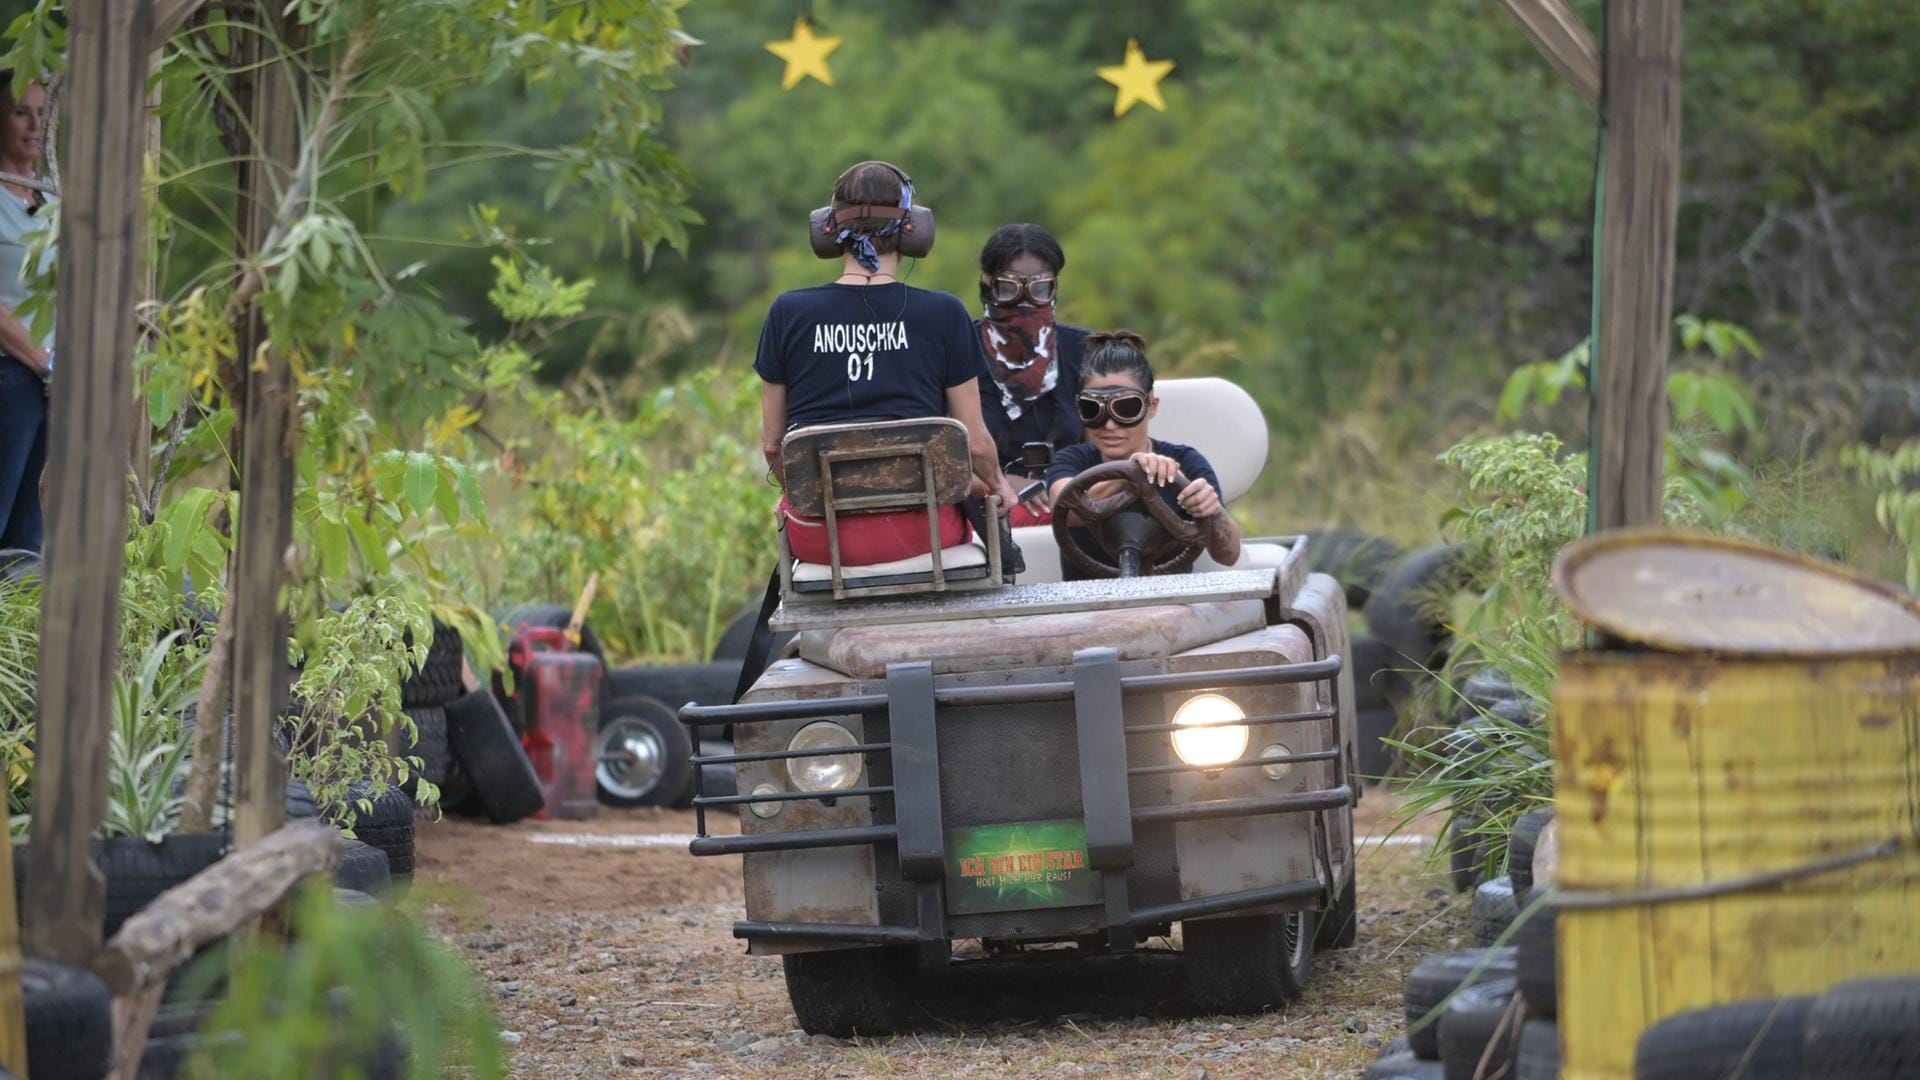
xmin=1365 ymin=1044 xmax=1446 ymax=1080
xmin=0 ymin=548 xmax=40 ymax=586
xmin=333 ymin=839 xmax=393 ymax=893
xmin=285 ymin=776 xmax=320 ymax=820
xmin=712 ymin=599 xmax=763 ymax=661
xmin=445 ymin=688 xmax=544 ymax=824
xmin=1303 ymin=529 xmax=1404 ymax=610
xmin=400 ymin=619 xmax=464 ymax=707
xmin=93 ymin=832 xmax=231 ymax=939
xmin=1362 ymin=544 xmax=1479 ymax=671
xmin=1514 ymin=889 xmax=1558 ymax=1018
xmin=1516 ymin=1019 xmax=1561 ymax=1080
xmin=1802 ymin=976 xmax=1920 ymax=1078
xmin=596 ymin=694 xmax=695 ymax=808
xmin=782 ymin=946 xmax=916 ymax=1037
xmin=399 ymin=703 xmax=450 ymax=786
xmin=1315 ymin=870 xmax=1359 ymax=950
xmin=330 ymin=783 xmax=415 ymax=880
xmin=1438 ymin=977 xmax=1521 ymax=1080
xmin=1469 ymin=876 xmax=1520 ymax=947
xmin=1633 ymin=996 xmax=1811 ymax=1080
xmin=498 ymin=603 xmax=605 ymax=662
xmin=1357 ymin=706 xmax=1399 ymax=783
xmin=23 ymin=959 xmax=112 ymax=1080
xmin=1508 ymin=807 xmax=1555 ymax=901
xmin=1446 ymin=818 xmax=1487 ymax=893
xmin=1183 ymin=911 xmax=1316 ymax=1014
xmin=1403 ymin=947 xmax=1518 ymax=1060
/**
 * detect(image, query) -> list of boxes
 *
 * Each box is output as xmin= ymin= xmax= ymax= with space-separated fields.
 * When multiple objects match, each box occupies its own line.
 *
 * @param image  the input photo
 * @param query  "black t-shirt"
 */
xmin=975 ymin=321 xmax=1090 ymax=472
xmin=1046 ymin=438 xmax=1223 ymax=580
xmin=754 ymin=283 xmax=985 ymax=430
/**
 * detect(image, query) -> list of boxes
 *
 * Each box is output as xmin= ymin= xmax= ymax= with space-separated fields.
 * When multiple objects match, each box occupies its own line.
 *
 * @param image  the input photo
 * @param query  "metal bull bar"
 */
xmin=680 ymin=649 xmax=1349 ymax=946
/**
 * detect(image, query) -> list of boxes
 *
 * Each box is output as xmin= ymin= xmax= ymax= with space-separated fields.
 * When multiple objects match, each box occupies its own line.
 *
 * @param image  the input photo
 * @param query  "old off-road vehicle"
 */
xmin=683 ymin=378 xmax=1358 ymax=1036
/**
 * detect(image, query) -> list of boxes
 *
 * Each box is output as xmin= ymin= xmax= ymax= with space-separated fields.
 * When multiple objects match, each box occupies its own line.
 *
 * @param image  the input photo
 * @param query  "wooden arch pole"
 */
xmin=24 ymin=0 xmax=157 ymax=966
xmin=1593 ymin=0 xmax=1684 ymax=530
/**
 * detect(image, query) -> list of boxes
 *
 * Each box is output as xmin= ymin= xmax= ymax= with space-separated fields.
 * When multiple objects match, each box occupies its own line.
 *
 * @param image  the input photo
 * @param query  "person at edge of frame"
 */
xmin=0 ymin=68 xmax=55 ymax=555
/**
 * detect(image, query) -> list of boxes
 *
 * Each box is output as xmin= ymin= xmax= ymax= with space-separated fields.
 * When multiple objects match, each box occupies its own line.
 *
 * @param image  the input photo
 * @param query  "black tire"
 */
xmin=1365 ymin=1046 xmax=1447 ymax=1080
xmin=1802 ymin=976 xmax=1920 ymax=1079
xmin=1469 ymin=876 xmax=1519 ymax=947
xmin=1303 ymin=529 xmax=1404 ymax=610
xmin=1357 ymin=706 xmax=1399 ymax=782
xmin=94 ymin=832 xmax=231 ymax=938
xmin=1438 ymin=977 xmax=1522 ymax=1080
xmin=285 ymin=776 xmax=320 ymax=819
xmin=330 ymin=783 xmax=415 ymax=879
xmin=23 ymin=959 xmax=112 ymax=1080
xmin=400 ymin=619 xmax=464 ymax=707
xmin=498 ymin=603 xmax=605 ymax=662
xmin=1446 ymin=818 xmax=1487 ymax=893
xmin=712 ymin=600 xmax=763 ymax=661
xmin=1633 ymin=996 xmax=1812 ymax=1080
xmin=595 ymin=694 xmax=695 ymax=808
xmin=606 ymin=661 xmax=746 ymax=743
xmin=1352 ymin=633 xmax=1409 ymax=710
xmin=398 ymin=703 xmax=450 ymax=786
xmin=1517 ymin=1019 xmax=1561 ymax=1080
xmin=445 ymin=688 xmax=544 ymax=824
xmin=1404 ymin=947 xmax=1518 ymax=1060
xmin=1514 ymin=889 xmax=1558 ymax=1018
xmin=1361 ymin=544 xmax=1479 ymax=671
xmin=333 ymin=839 xmax=393 ymax=893
xmin=1183 ymin=911 xmax=1316 ymax=1014
xmin=1508 ymin=807 xmax=1555 ymax=901
xmin=1314 ymin=869 xmax=1359 ymax=950
xmin=782 ymin=946 xmax=916 ymax=1037
xmin=0 ymin=548 xmax=40 ymax=586
xmin=1456 ymin=669 xmax=1517 ymax=719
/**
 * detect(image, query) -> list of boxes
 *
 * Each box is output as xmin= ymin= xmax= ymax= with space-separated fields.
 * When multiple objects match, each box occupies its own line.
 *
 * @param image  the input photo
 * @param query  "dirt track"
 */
xmin=414 ymin=800 xmax=1460 ymax=1080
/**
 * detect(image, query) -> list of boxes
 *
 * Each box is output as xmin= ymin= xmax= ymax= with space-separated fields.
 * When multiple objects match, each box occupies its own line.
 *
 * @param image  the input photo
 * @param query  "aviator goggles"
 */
xmin=1076 ymin=388 xmax=1149 ymax=428
xmin=984 ymin=273 xmax=1058 ymax=306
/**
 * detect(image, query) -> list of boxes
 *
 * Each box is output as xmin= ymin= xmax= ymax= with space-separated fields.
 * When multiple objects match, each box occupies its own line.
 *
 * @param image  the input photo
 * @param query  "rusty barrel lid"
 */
xmin=1552 ymin=529 xmax=1920 ymax=657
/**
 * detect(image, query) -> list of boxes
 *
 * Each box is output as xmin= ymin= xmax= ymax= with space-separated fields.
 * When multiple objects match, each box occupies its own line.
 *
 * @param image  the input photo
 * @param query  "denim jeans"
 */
xmin=0 ymin=356 xmax=47 ymax=552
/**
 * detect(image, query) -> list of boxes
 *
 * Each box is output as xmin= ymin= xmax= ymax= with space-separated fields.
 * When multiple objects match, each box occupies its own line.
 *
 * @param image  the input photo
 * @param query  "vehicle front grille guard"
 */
xmin=680 ymin=649 xmax=1349 ymax=948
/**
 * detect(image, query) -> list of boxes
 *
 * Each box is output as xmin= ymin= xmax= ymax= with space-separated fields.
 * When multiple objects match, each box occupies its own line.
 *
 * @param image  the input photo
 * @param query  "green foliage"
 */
xmin=178 ymin=882 xmax=506 ymax=1080
xmin=104 ymin=633 xmax=207 ymax=842
xmin=0 ymin=575 xmax=37 ymax=824
xmin=1844 ymin=441 xmax=1920 ymax=591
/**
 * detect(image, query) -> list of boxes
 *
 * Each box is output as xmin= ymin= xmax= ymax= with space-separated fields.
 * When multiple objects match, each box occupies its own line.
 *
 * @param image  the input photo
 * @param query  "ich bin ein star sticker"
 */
xmin=766 ymin=16 xmax=841 ymax=90
xmin=1098 ymin=37 xmax=1175 ymax=117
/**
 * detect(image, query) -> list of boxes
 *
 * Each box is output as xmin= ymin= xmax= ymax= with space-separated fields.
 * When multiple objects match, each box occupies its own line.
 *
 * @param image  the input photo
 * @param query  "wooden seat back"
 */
xmin=780 ymin=418 xmax=972 ymax=519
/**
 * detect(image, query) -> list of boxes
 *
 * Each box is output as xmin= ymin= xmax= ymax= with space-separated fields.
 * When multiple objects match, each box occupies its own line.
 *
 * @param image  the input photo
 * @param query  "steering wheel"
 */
xmin=1051 ymin=459 xmax=1210 ymax=578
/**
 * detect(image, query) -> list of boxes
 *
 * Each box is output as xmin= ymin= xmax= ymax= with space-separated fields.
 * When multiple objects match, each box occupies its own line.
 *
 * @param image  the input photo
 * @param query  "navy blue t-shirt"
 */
xmin=1046 ymin=438 xmax=1222 ymax=580
xmin=754 ymin=283 xmax=985 ymax=430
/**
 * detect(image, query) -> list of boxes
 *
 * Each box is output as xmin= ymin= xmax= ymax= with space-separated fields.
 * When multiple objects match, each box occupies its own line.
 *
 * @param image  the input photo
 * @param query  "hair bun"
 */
xmin=1085 ymin=329 xmax=1147 ymax=352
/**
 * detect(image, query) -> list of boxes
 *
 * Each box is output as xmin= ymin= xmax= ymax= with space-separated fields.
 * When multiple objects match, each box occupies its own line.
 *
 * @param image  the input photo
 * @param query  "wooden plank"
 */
xmin=1594 ymin=0 xmax=1684 ymax=530
xmin=0 ymin=827 xmax=25 ymax=1075
xmin=131 ymin=57 xmax=161 ymax=495
xmin=25 ymin=0 xmax=156 ymax=968
xmin=1497 ymin=0 xmax=1602 ymax=110
xmin=229 ymin=3 xmax=301 ymax=849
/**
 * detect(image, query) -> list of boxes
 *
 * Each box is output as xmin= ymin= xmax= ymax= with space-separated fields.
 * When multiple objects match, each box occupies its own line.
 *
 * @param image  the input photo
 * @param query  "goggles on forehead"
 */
xmin=984 ymin=273 xmax=1058 ymax=306
xmin=1076 ymin=388 xmax=1149 ymax=428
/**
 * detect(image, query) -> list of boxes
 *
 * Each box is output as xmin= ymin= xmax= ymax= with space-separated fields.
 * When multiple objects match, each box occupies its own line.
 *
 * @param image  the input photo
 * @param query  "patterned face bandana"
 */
xmin=979 ymin=299 xmax=1058 ymax=420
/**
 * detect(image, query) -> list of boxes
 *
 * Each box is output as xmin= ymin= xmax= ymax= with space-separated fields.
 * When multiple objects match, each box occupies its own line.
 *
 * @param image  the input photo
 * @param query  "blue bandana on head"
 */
xmin=835 ymin=178 xmax=913 ymax=273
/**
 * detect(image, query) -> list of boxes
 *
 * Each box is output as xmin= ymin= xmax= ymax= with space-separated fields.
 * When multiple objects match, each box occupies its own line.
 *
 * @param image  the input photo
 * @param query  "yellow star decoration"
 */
xmin=1097 ymin=38 xmax=1175 ymax=117
xmin=766 ymin=17 xmax=841 ymax=90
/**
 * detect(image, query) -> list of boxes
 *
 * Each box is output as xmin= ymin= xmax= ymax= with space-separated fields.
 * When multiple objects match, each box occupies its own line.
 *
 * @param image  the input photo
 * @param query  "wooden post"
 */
xmin=24 ymin=0 xmax=156 ymax=968
xmin=0 ymin=827 xmax=26 ymax=1075
xmin=1497 ymin=0 xmax=1602 ymax=110
xmin=1593 ymin=0 xmax=1683 ymax=530
xmin=131 ymin=59 xmax=162 ymax=495
xmin=229 ymin=2 xmax=300 ymax=848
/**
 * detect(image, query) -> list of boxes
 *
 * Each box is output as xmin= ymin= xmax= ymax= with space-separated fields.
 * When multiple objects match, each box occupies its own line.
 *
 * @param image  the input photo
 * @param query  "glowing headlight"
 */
xmin=747 ymin=783 xmax=784 ymax=818
xmin=1259 ymin=744 xmax=1295 ymax=780
xmin=1171 ymin=694 xmax=1250 ymax=767
xmin=786 ymin=721 xmax=862 ymax=792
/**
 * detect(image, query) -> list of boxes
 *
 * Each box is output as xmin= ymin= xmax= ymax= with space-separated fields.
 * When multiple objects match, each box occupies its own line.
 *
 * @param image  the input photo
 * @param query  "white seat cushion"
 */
xmin=1146 ymin=377 xmax=1268 ymax=504
xmin=1197 ymin=540 xmax=1289 ymax=573
xmin=792 ymin=542 xmax=988 ymax=583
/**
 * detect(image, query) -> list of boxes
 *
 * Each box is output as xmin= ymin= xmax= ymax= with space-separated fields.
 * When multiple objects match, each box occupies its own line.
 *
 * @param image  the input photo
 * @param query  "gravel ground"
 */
xmin=414 ymin=799 xmax=1464 ymax=1080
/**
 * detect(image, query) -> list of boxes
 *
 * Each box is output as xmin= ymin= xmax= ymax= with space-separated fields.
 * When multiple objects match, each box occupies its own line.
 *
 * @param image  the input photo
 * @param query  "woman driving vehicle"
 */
xmin=974 ymin=224 xmax=1088 ymax=526
xmin=1045 ymin=331 xmax=1241 ymax=579
xmin=756 ymin=160 xmax=1020 ymax=567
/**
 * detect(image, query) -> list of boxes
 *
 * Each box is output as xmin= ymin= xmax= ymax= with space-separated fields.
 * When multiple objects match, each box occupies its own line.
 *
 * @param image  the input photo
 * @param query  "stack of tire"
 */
xmin=395 ymin=619 xmax=464 ymax=791
xmin=1301 ymin=530 xmax=1406 ymax=785
xmin=1632 ymin=976 xmax=1920 ymax=1078
xmin=1363 ymin=808 xmax=1561 ymax=1079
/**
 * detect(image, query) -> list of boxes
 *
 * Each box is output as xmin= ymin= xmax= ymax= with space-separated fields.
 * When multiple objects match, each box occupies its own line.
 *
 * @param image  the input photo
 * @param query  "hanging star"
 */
xmin=1097 ymin=38 xmax=1174 ymax=117
xmin=766 ymin=17 xmax=841 ymax=90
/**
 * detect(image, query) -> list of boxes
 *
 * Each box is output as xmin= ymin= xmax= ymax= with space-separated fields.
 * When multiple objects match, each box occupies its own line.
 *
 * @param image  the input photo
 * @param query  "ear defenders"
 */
xmin=809 ymin=160 xmax=936 ymax=261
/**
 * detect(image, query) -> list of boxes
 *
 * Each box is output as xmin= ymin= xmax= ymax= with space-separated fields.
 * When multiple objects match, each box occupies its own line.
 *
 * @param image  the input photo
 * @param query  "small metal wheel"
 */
xmin=596 ymin=694 xmax=693 ymax=807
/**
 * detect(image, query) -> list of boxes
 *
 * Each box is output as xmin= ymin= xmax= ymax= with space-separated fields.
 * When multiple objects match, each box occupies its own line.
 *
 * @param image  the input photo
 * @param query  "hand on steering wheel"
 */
xmin=1050 ymin=458 xmax=1213 ymax=578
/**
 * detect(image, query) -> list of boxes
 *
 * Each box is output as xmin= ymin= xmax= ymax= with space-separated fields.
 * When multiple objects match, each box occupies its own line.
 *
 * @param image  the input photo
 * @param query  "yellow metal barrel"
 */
xmin=1550 ymin=532 xmax=1920 ymax=1080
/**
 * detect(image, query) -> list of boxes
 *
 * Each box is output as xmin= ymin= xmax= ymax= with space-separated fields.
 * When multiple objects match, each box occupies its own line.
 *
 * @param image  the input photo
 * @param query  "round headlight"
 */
xmin=786 ymin=721 xmax=862 ymax=792
xmin=747 ymin=783 xmax=784 ymax=818
xmin=1259 ymin=744 xmax=1295 ymax=780
xmin=1171 ymin=694 xmax=1249 ymax=767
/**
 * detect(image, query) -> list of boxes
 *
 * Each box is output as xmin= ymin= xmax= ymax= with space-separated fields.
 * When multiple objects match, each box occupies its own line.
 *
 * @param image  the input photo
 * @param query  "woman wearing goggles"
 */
xmin=1043 ymin=331 xmax=1241 ymax=579
xmin=973 ymin=224 xmax=1092 ymax=525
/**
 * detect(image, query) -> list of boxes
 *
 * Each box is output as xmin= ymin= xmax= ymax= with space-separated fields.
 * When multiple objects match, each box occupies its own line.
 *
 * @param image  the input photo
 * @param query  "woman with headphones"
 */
xmin=755 ymin=161 xmax=1021 ymax=568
